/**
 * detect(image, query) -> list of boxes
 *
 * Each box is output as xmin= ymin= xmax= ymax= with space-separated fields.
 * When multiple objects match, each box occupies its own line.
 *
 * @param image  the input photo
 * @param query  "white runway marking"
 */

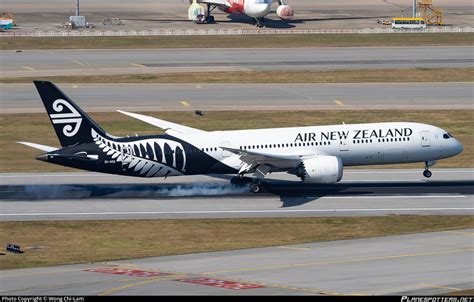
xmin=2 ymin=207 xmax=473 ymax=217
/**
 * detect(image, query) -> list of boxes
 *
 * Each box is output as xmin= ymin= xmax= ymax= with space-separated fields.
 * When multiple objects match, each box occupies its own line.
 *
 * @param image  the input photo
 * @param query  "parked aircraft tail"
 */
xmin=33 ymin=81 xmax=109 ymax=147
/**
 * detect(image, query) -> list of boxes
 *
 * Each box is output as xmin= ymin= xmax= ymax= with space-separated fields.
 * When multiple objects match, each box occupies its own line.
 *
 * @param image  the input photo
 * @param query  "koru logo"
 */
xmin=49 ymin=99 xmax=83 ymax=137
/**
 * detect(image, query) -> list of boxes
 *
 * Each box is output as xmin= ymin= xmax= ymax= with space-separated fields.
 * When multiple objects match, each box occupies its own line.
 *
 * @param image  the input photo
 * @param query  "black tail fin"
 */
xmin=34 ymin=81 xmax=108 ymax=147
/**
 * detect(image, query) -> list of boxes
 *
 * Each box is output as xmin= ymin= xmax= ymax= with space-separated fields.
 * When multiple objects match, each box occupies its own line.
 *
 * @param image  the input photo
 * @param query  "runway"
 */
xmin=1 ymin=169 xmax=472 ymax=221
xmin=1 ymin=82 xmax=472 ymax=113
xmin=1 ymin=229 xmax=472 ymax=295
xmin=1 ymin=47 xmax=472 ymax=78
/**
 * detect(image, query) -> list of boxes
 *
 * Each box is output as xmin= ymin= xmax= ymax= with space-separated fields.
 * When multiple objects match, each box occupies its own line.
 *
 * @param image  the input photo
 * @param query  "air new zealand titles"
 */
xmin=295 ymin=128 xmax=413 ymax=143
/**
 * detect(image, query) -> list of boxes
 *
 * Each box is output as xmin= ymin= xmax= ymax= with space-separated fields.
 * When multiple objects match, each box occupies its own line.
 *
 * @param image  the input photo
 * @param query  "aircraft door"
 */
xmin=121 ymin=145 xmax=133 ymax=166
xmin=339 ymin=138 xmax=349 ymax=151
xmin=421 ymin=131 xmax=430 ymax=147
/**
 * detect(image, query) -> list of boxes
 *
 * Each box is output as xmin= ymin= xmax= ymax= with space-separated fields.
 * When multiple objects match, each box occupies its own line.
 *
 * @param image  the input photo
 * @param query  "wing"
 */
xmin=220 ymin=146 xmax=324 ymax=178
xmin=117 ymin=110 xmax=206 ymax=136
xmin=18 ymin=141 xmax=58 ymax=152
xmin=197 ymin=0 xmax=231 ymax=10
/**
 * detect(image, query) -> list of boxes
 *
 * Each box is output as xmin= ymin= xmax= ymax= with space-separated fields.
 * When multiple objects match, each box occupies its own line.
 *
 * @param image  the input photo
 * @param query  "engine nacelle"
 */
xmin=276 ymin=4 xmax=294 ymax=20
xmin=297 ymin=156 xmax=343 ymax=183
xmin=188 ymin=1 xmax=206 ymax=22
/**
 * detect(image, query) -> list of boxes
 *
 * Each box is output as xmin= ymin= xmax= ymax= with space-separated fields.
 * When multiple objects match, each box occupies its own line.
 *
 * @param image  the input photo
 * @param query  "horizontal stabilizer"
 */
xmin=117 ymin=110 xmax=206 ymax=135
xmin=17 ymin=142 xmax=58 ymax=152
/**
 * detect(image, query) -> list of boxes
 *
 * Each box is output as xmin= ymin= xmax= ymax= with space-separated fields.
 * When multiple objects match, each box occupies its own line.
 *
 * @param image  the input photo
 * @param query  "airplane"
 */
xmin=187 ymin=0 xmax=294 ymax=27
xmin=19 ymin=81 xmax=463 ymax=193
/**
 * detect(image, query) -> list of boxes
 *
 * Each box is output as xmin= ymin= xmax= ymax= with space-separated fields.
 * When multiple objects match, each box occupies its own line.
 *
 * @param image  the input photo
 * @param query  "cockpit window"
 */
xmin=443 ymin=133 xmax=453 ymax=139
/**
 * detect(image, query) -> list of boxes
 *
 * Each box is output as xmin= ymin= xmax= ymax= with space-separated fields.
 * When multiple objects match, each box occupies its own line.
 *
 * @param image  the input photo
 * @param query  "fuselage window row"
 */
xmin=238 ymin=141 xmax=331 ymax=150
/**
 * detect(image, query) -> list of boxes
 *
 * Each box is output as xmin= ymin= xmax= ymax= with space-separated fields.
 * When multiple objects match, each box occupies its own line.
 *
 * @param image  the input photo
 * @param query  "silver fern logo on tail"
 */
xmin=49 ymin=99 xmax=83 ymax=137
xmin=91 ymin=129 xmax=186 ymax=177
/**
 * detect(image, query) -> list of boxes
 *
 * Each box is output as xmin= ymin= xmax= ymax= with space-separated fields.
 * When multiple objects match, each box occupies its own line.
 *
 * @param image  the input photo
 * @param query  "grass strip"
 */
xmin=1 ymin=33 xmax=473 ymax=50
xmin=2 ymin=68 xmax=473 ymax=84
xmin=1 ymin=216 xmax=473 ymax=270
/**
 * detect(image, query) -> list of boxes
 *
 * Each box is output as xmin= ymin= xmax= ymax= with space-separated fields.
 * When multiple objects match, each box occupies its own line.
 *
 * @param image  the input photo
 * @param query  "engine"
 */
xmin=276 ymin=4 xmax=294 ymax=20
xmin=188 ymin=1 xmax=206 ymax=22
xmin=296 ymin=155 xmax=343 ymax=183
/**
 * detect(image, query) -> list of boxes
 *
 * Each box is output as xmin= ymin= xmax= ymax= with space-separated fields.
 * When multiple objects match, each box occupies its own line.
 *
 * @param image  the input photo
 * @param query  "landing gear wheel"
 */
xmin=423 ymin=161 xmax=435 ymax=178
xmin=206 ymin=15 xmax=214 ymax=23
xmin=250 ymin=183 xmax=262 ymax=193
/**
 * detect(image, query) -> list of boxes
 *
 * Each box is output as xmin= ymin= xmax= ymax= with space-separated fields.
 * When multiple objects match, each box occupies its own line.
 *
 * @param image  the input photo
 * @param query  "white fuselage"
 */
xmin=178 ymin=122 xmax=463 ymax=172
xmin=243 ymin=0 xmax=273 ymax=18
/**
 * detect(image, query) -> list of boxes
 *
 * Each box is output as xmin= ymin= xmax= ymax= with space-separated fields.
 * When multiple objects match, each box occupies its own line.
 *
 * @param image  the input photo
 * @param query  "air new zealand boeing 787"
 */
xmin=19 ymin=81 xmax=464 ymax=193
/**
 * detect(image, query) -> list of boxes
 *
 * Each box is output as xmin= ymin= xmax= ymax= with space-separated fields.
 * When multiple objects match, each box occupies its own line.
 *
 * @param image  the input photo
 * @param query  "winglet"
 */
xmin=117 ymin=110 xmax=206 ymax=135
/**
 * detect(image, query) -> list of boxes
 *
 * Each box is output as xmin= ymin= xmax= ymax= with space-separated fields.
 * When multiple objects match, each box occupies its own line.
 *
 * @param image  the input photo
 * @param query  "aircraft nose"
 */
xmin=254 ymin=3 xmax=272 ymax=15
xmin=454 ymin=139 xmax=464 ymax=155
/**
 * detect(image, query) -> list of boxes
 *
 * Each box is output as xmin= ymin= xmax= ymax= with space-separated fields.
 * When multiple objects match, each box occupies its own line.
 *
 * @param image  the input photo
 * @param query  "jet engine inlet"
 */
xmin=276 ymin=4 xmax=294 ymax=20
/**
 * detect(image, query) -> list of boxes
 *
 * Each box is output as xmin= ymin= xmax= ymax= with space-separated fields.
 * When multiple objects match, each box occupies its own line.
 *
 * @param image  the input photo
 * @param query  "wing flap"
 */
xmin=220 ymin=146 xmax=315 ymax=161
xmin=220 ymin=146 xmax=328 ymax=176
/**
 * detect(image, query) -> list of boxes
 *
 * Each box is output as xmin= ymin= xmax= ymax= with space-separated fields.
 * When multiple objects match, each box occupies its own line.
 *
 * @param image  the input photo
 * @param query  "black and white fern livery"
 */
xmin=91 ymin=129 xmax=186 ymax=177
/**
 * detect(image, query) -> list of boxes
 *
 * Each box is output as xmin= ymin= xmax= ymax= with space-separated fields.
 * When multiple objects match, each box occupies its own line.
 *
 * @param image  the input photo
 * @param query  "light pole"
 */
xmin=76 ymin=0 xmax=80 ymax=16
xmin=413 ymin=0 xmax=416 ymax=18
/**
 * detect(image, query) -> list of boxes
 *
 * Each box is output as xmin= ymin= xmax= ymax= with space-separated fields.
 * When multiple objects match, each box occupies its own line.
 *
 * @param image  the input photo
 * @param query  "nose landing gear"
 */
xmin=423 ymin=169 xmax=432 ymax=178
xmin=423 ymin=161 xmax=436 ymax=178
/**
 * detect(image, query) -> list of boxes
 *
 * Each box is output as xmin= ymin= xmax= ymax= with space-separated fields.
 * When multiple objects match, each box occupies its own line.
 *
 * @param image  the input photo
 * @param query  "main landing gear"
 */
xmin=254 ymin=17 xmax=265 ymax=28
xmin=423 ymin=161 xmax=435 ymax=178
xmin=249 ymin=182 xmax=263 ymax=193
xmin=205 ymin=4 xmax=215 ymax=24
xmin=230 ymin=175 xmax=264 ymax=193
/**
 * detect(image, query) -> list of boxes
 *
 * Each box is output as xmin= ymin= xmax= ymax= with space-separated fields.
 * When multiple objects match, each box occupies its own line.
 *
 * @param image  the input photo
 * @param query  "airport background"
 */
xmin=0 ymin=0 xmax=473 ymax=296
